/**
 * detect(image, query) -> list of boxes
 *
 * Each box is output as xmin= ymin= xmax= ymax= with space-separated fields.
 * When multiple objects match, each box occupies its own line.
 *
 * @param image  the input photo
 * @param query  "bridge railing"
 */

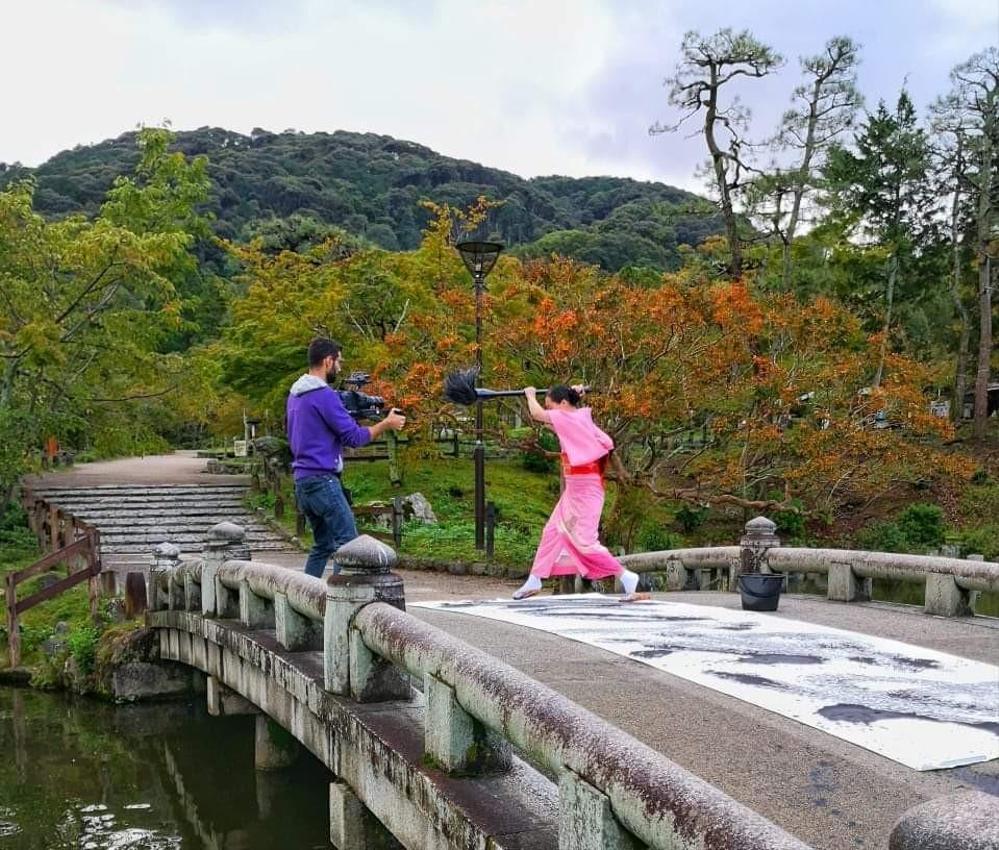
xmin=355 ymin=600 xmax=811 ymax=850
xmin=619 ymin=517 xmax=998 ymax=617
xmin=146 ymin=527 xmax=814 ymax=850
xmin=5 ymin=494 xmax=102 ymax=667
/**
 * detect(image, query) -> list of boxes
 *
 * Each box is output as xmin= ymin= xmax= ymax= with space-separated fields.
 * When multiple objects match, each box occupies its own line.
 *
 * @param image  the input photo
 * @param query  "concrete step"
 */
xmin=95 ymin=515 xmax=274 ymax=534
xmin=101 ymin=530 xmax=284 ymax=549
xmin=34 ymin=490 xmax=249 ymax=503
xmin=45 ymin=507 xmax=272 ymax=521
xmin=36 ymin=484 xmax=299 ymax=584
xmin=101 ymin=541 xmax=293 ymax=555
xmin=46 ymin=496 xmax=249 ymax=508
xmin=31 ymin=479 xmax=248 ymax=493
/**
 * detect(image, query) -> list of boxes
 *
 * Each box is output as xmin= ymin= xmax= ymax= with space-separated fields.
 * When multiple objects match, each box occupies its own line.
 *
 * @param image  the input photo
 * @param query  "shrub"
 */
xmin=773 ymin=500 xmax=806 ymax=542
xmin=675 ymin=504 xmax=708 ymax=533
xmin=896 ymin=503 xmax=945 ymax=549
xmin=856 ymin=521 xmax=910 ymax=553
xmin=67 ymin=625 xmax=102 ymax=676
xmin=636 ymin=523 xmax=678 ymax=553
xmin=956 ymin=526 xmax=999 ymax=561
xmin=522 ymin=429 xmax=558 ymax=473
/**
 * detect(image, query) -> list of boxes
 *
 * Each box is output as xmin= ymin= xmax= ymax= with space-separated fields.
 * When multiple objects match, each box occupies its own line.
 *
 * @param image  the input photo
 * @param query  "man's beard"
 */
xmin=325 ymin=369 xmax=337 ymax=384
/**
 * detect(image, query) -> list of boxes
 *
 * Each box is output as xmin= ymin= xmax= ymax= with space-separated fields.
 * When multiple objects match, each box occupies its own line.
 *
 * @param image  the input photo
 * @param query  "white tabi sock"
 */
xmin=620 ymin=569 xmax=639 ymax=595
xmin=516 ymin=574 xmax=542 ymax=594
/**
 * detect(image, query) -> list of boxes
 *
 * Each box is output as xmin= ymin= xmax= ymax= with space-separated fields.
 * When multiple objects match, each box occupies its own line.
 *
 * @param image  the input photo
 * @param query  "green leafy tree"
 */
xmin=747 ymin=36 xmax=863 ymax=290
xmin=0 ymin=129 xmax=209 ymax=517
xmin=943 ymin=49 xmax=998 ymax=440
xmin=654 ymin=28 xmax=783 ymax=279
xmin=824 ymin=91 xmax=939 ymax=386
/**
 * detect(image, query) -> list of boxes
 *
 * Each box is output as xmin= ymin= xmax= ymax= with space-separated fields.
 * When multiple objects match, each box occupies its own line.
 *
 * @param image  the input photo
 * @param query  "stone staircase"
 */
xmin=31 ymin=483 xmax=296 ymax=589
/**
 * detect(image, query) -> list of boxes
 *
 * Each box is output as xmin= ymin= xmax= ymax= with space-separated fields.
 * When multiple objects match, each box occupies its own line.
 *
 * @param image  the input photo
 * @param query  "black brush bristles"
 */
xmin=443 ymin=368 xmax=481 ymax=405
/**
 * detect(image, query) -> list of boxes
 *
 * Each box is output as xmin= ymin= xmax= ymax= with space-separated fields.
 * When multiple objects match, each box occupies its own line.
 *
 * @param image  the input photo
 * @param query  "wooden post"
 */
xmin=48 ymin=505 xmax=59 ymax=552
xmin=391 ymin=496 xmax=403 ymax=549
xmin=485 ymin=502 xmax=496 ymax=559
xmin=87 ymin=533 xmax=101 ymax=622
xmin=124 ymin=572 xmax=147 ymax=619
xmin=5 ymin=573 xmax=20 ymax=668
xmin=387 ymin=429 xmax=401 ymax=487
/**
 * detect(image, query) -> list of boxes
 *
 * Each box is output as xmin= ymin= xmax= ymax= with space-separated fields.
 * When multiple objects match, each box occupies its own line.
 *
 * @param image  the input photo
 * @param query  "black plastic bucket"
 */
xmin=738 ymin=573 xmax=784 ymax=612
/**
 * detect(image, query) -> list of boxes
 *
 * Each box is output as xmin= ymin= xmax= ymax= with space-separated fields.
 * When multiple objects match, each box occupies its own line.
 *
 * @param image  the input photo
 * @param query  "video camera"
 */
xmin=337 ymin=372 xmax=386 ymax=421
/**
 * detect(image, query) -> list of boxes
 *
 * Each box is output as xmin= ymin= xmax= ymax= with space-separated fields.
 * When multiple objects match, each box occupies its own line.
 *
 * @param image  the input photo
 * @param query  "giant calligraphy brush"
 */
xmin=443 ymin=368 xmax=591 ymax=405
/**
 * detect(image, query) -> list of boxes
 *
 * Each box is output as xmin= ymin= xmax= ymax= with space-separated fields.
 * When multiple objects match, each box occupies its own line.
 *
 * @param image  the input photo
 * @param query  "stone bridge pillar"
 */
xmin=148 ymin=542 xmax=182 ymax=611
xmin=736 ymin=517 xmax=781 ymax=591
xmin=324 ymin=535 xmax=410 ymax=702
xmin=201 ymin=522 xmax=250 ymax=618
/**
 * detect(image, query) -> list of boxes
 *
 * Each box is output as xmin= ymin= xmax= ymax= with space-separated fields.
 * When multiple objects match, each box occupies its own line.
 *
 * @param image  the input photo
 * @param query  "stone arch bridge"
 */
xmin=142 ymin=523 xmax=997 ymax=850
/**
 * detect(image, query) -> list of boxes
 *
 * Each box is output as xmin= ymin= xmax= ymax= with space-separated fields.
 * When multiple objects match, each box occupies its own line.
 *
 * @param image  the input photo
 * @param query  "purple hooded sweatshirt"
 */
xmin=287 ymin=375 xmax=372 ymax=480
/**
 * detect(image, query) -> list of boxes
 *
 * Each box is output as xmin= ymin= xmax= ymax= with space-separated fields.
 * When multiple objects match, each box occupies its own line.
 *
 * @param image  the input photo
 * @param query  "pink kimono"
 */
xmin=530 ymin=407 xmax=624 ymax=580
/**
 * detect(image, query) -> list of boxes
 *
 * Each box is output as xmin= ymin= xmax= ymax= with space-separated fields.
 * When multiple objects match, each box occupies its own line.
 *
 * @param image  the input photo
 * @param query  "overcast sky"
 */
xmin=4 ymin=0 xmax=996 ymax=192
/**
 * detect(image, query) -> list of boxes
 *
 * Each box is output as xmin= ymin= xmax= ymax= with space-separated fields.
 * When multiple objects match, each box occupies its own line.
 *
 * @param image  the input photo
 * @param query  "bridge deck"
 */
xmin=401 ymin=583 xmax=998 ymax=850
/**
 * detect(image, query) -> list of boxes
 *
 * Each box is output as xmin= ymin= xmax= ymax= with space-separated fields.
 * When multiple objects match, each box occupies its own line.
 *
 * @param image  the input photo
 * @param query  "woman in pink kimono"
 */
xmin=513 ymin=385 xmax=648 ymax=602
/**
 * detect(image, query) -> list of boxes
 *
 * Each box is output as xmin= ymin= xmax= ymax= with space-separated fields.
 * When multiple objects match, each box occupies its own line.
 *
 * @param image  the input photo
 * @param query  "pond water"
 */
xmin=0 ymin=688 xmax=331 ymax=849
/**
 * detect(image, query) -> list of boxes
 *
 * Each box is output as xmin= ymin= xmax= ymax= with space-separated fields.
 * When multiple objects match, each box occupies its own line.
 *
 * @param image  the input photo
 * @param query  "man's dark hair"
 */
xmin=308 ymin=338 xmax=341 ymax=367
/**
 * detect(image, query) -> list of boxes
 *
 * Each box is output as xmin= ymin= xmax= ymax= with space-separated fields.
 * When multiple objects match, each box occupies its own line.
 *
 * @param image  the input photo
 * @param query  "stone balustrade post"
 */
xmin=558 ymin=769 xmax=641 ymax=850
xmin=201 ymin=522 xmax=249 ymax=618
xmin=736 ymin=517 xmax=781 ymax=591
xmin=925 ymin=571 xmax=976 ymax=617
xmin=148 ymin=542 xmax=182 ymax=612
xmin=424 ymin=673 xmax=511 ymax=774
xmin=827 ymin=559 xmax=872 ymax=603
xmin=928 ymin=553 xmax=985 ymax=617
xmin=889 ymin=790 xmax=999 ymax=849
xmin=324 ymin=535 xmax=411 ymax=701
xmin=240 ymin=579 xmax=275 ymax=629
xmin=274 ymin=592 xmax=322 ymax=651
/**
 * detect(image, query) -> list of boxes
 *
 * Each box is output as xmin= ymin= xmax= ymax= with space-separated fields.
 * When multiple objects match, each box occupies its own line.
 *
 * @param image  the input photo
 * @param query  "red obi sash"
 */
xmin=561 ymin=453 xmax=608 ymax=476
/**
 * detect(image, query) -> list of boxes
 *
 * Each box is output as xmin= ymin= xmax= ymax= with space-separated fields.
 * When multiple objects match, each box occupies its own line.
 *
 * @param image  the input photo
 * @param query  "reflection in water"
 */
xmin=0 ymin=688 xmax=330 ymax=849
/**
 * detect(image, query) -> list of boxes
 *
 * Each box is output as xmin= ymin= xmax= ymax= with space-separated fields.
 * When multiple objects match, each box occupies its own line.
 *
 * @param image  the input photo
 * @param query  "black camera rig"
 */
xmin=337 ymin=372 xmax=385 ymax=421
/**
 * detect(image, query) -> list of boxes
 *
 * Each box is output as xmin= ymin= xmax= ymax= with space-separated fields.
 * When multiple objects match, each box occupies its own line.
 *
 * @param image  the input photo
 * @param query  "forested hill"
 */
xmin=0 ymin=127 xmax=722 ymax=271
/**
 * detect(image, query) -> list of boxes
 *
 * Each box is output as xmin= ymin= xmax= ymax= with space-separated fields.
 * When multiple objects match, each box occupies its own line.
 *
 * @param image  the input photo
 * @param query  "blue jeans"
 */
xmin=294 ymin=474 xmax=358 ymax=578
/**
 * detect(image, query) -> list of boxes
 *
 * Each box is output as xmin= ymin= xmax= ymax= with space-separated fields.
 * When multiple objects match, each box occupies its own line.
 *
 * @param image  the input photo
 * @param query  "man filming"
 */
xmin=287 ymin=338 xmax=406 ymax=577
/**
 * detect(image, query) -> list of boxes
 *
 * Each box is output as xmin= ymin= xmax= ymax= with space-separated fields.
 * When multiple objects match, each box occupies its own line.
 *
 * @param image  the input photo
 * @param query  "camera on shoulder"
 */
xmin=337 ymin=372 xmax=386 ymax=421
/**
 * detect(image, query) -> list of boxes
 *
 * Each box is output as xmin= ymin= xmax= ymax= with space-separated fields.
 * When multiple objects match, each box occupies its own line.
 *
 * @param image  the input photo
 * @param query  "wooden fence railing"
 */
xmin=4 ymin=494 xmax=102 ymax=667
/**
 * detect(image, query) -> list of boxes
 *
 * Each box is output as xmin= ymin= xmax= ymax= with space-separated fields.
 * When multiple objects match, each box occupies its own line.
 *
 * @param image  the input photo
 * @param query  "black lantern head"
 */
xmin=456 ymin=240 xmax=503 ymax=279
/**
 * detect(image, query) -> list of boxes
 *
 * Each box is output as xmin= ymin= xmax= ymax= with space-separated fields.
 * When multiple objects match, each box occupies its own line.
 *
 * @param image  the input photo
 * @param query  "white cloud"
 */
xmin=3 ymin=0 xmax=617 ymax=180
xmin=2 ymin=0 xmax=995 ymax=193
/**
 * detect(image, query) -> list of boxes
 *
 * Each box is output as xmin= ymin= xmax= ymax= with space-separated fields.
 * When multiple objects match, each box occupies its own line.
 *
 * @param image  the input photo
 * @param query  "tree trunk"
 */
xmin=953 ymin=300 xmax=972 ymax=421
xmin=704 ymin=69 xmax=742 ymax=280
xmin=781 ymin=240 xmax=793 ymax=291
xmin=973 ymin=256 xmax=993 ymax=439
xmin=973 ymin=88 xmax=996 ymax=441
xmin=873 ymin=254 xmax=897 ymax=388
xmin=949 ymin=152 xmax=972 ymax=421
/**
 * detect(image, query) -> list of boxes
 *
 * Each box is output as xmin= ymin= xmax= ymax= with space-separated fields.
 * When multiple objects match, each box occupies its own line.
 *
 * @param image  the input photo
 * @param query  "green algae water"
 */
xmin=0 ymin=688 xmax=330 ymax=849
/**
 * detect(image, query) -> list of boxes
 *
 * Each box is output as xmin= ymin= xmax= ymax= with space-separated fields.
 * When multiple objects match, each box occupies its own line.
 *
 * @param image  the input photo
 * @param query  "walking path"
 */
xmin=28 ymin=453 xmax=999 ymax=849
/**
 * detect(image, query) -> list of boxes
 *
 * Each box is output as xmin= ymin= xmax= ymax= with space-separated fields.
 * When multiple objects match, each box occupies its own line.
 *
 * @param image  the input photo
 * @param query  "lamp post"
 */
xmin=455 ymin=240 xmax=503 ymax=549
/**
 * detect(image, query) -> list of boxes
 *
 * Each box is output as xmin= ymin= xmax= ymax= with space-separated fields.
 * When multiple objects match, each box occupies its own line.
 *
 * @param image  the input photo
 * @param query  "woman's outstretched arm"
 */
xmin=524 ymin=387 xmax=552 ymax=424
